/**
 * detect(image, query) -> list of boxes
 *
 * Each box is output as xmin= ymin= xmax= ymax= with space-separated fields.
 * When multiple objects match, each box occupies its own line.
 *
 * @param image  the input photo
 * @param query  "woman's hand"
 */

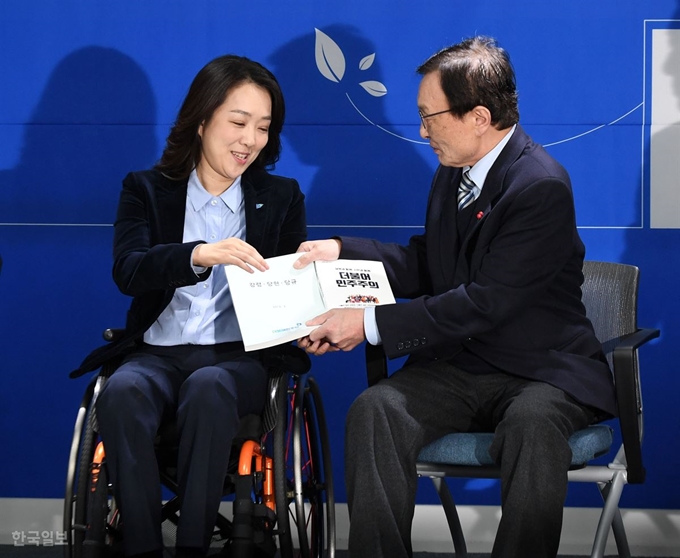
xmin=193 ymin=238 xmax=268 ymax=273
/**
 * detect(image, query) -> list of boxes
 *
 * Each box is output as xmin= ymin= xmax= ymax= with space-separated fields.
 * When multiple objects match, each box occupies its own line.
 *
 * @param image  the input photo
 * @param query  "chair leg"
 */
xmin=590 ymin=470 xmax=627 ymax=558
xmin=596 ymin=478 xmax=632 ymax=558
xmin=430 ymin=477 xmax=467 ymax=557
xmin=610 ymin=507 xmax=632 ymax=558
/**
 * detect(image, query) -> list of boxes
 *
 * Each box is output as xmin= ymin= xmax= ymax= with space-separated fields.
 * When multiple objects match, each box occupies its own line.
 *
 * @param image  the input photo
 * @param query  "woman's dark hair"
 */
xmin=156 ymin=54 xmax=285 ymax=179
xmin=417 ymin=36 xmax=519 ymax=129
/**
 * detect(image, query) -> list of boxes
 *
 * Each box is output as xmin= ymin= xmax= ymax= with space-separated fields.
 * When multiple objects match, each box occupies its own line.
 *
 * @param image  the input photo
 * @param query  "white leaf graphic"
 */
xmin=314 ymin=28 xmax=345 ymax=83
xmin=359 ymin=80 xmax=387 ymax=97
xmin=359 ymin=53 xmax=375 ymax=70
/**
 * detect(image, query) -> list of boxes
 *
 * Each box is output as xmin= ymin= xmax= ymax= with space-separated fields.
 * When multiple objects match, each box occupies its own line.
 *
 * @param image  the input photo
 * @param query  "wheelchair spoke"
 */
xmin=274 ymin=374 xmax=335 ymax=557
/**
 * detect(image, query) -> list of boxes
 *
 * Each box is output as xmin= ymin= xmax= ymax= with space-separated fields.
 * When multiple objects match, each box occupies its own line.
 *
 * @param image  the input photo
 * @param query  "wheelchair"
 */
xmin=63 ymin=332 xmax=336 ymax=558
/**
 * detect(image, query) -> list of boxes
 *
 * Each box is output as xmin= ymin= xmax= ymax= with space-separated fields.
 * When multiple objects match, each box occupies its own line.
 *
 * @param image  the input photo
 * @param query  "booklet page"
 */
xmin=314 ymin=259 xmax=396 ymax=308
xmin=225 ymin=253 xmax=325 ymax=351
xmin=225 ymin=254 xmax=396 ymax=351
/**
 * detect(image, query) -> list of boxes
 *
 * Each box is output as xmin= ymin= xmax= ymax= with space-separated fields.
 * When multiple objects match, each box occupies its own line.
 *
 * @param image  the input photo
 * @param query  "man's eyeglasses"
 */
xmin=419 ymin=108 xmax=454 ymax=130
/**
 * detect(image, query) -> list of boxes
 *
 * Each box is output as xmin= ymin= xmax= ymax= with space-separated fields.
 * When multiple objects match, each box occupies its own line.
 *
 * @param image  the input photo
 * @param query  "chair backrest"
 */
xmin=581 ymin=261 xmax=639 ymax=370
xmin=581 ymin=260 xmax=651 ymax=483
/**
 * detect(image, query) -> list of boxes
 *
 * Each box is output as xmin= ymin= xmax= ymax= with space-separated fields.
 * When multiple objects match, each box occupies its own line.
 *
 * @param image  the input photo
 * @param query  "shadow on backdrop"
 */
xmin=0 ymin=46 xmax=158 ymax=224
xmin=621 ymin=5 xmax=679 ymax=302
xmin=0 ymin=47 xmax=158 ymax=498
xmin=617 ymin=0 xmax=680 ymax=517
xmin=268 ymin=25 xmax=434 ymax=232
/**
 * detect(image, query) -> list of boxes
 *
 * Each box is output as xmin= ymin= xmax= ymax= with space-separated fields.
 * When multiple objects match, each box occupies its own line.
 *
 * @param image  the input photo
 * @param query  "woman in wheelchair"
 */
xmin=69 ymin=55 xmax=307 ymax=558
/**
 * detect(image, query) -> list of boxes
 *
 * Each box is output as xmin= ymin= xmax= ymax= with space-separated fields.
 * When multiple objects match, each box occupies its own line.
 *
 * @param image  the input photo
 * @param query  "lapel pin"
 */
xmin=256 ymin=203 xmax=264 ymax=209
xmin=476 ymin=211 xmax=484 ymax=220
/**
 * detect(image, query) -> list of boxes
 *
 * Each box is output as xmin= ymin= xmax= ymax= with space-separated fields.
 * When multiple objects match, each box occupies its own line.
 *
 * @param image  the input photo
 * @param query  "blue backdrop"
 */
xmin=1 ymin=0 xmax=678 ymax=511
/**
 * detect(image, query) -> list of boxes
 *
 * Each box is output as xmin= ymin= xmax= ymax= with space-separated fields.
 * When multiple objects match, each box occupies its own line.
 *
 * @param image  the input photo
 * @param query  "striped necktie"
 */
xmin=457 ymin=170 xmax=476 ymax=211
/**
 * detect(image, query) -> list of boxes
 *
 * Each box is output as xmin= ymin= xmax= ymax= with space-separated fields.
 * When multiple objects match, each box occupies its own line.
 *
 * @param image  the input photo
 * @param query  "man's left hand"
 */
xmin=297 ymin=308 xmax=365 ymax=356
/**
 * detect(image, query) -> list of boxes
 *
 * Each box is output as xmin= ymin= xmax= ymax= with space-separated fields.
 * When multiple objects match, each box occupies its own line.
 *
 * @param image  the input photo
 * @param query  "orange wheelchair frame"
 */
xmin=63 ymin=341 xmax=336 ymax=558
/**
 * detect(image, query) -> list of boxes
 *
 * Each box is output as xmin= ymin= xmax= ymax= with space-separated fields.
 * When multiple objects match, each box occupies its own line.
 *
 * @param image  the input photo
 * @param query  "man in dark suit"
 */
xmin=295 ymin=36 xmax=614 ymax=558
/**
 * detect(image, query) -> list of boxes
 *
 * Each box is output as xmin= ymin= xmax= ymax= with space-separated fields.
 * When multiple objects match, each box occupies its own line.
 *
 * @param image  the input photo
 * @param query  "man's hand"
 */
xmin=297 ymin=308 xmax=365 ymax=356
xmin=294 ymin=239 xmax=342 ymax=269
xmin=193 ymin=238 xmax=268 ymax=273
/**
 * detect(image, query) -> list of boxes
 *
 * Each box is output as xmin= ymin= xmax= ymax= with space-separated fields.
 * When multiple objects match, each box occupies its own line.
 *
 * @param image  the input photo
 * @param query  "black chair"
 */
xmin=365 ymin=260 xmax=659 ymax=558
xmin=64 ymin=334 xmax=336 ymax=558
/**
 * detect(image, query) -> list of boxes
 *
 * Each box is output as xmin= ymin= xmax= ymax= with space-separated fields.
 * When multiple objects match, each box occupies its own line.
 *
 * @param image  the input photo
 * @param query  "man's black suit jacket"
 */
xmin=340 ymin=126 xmax=616 ymax=417
xmin=71 ymin=167 xmax=306 ymax=378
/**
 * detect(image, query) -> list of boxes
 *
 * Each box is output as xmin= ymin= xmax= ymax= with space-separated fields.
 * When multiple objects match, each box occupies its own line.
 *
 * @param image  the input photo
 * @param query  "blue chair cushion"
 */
xmin=417 ymin=425 xmax=614 ymax=467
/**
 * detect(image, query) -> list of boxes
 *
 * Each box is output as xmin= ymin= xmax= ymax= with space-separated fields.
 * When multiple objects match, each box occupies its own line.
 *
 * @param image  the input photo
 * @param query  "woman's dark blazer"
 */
xmin=70 ymin=167 xmax=306 ymax=378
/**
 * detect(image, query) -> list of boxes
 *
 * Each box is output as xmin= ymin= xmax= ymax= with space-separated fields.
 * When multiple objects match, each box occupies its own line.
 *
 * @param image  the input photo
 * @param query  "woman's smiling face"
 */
xmin=196 ymin=81 xmax=272 ymax=194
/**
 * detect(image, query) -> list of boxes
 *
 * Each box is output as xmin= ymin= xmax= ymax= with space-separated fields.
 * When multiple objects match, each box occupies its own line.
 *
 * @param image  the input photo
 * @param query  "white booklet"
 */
xmin=225 ymin=253 xmax=396 ymax=351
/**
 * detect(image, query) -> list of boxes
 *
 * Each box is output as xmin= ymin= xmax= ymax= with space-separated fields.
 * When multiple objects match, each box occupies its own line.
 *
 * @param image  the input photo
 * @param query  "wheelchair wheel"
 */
xmin=81 ymin=443 xmax=122 ymax=557
xmin=64 ymin=376 xmax=122 ymax=558
xmin=273 ymin=374 xmax=336 ymax=558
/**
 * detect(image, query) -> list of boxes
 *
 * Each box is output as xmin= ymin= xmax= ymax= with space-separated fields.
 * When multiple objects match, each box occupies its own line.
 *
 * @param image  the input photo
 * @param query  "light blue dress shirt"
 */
xmin=143 ymin=170 xmax=246 ymax=346
xmin=363 ymin=125 xmax=517 ymax=346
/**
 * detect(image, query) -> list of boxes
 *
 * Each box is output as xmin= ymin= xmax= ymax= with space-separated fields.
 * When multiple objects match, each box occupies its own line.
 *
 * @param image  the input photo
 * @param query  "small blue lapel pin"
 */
xmin=256 ymin=203 xmax=264 ymax=209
